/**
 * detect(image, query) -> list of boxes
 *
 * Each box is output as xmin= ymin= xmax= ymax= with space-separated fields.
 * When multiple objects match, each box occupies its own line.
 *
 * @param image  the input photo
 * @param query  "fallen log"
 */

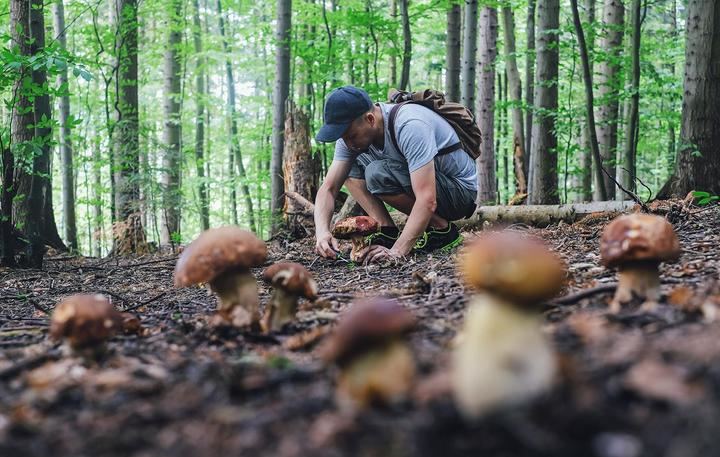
xmin=455 ymin=200 xmax=636 ymax=228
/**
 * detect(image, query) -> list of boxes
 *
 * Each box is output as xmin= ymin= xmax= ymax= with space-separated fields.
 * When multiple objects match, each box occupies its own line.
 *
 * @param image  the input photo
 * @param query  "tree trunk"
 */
xmin=620 ymin=0 xmax=640 ymax=196
xmin=528 ymin=0 xmax=560 ymax=205
xmin=573 ymin=0 xmax=595 ymax=202
xmin=53 ymin=0 xmax=78 ymax=252
xmin=476 ymin=6 xmax=497 ymax=204
xmin=283 ymin=102 xmax=319 ymax=236
xmin=161 ymin=0 xmax=183 ymax=245
xmin=271 ymin=0 xmax=291 ymax=233
xmin=192 ymin=0 xmax=209 ymax=231
xmin=461 ymin=0 xmax=478 ymax=111
xmin=390 ymin=0 xmax=397 ymax=86
xmin=93 ymin=144 xmax=103 ymax=257
xmin=113 ymin=0 xmax=147 ymax=255
xmin=501 ymin=6 xmax=527 ymax=195
xmin=446 ymin=1 xmax=461 ymax=102
xmin=659 ymin=0 xmax=720 ymax=197
xmin=570 ymin=0 xmax=607 ymax=201
xmin=593 ymin=0 xmax=624 ymax=201
xmin=217 ymin=0 xmax=256 ymax=231
xmin=399 ymin=0 xmax=411 ymax=90
xmin=524 ymin=0 xmax=536 ymax=170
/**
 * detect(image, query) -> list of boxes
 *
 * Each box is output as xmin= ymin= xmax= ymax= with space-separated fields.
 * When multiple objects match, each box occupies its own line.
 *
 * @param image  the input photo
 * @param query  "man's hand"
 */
xmin=357 ymin=245 xmax=405 ymax=265
xmin=315 ymin=231 xmax=340 ymax=259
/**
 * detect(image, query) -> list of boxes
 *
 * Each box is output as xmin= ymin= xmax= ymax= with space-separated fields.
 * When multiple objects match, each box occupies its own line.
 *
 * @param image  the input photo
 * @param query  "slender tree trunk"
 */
xmin=271 ymin=0 xmax=291 ymax=233
xmin=446 ymin=1 xmax=461 ymax=102
xmin=659 ymin=0 xmax=720 ymax=197
xmin=399 ymin=0 xmax=411 ymax=90
xmin=593 ymin=0 xmax=624 ymax=201
xmin=501 ymin=6 xmax=527 ymax=195
xmin=461 ymin=0 xmax=478 ymax=111
xmin=666 ymin=0 xmax=677 ymax=169
xmin=528 ymin=0 xmax=560 ymax=204
xmin=390 ymin=0 xmax=397 ymax=86
xmin=161 ymin=0 xmax=183 ymax=244
xmin=476 ymin=6 xmax=497 ymax=204
xmin=217 ymin=0 xmax=255 ymax=231
xmin=620 ymin=0 xmax=640 ymax=197
xmin=93 ymin=143 xmax=103 ymax=257
xmin=573 ymin=0 xmax=595 ymax=202
xmin=192 ymin=0 xmax=209 ymax=231
xmin=570 ymin=0 xmax=607 ymax=201
xmin=524 ymin=0 xmax=536 ymax=171
xmin=53 ymin=0 xmax=78 ymax=251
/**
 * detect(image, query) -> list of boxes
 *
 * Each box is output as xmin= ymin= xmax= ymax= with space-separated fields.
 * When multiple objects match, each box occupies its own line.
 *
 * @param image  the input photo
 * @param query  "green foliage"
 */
xmin=692 ymin=191 xmax=719 ymax=206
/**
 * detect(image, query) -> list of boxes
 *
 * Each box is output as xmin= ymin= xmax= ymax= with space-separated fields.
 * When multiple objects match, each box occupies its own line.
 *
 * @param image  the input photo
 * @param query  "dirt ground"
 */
xmin=1 ymin=202 xmax=719 ymax=457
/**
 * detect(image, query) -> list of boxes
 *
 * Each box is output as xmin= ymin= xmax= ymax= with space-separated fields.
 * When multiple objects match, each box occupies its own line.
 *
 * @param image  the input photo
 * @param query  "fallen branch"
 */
xmin=285 ymin=191 xmax=315 ymax=216
xmin=545 ymin=283 xmax=618 ymax=309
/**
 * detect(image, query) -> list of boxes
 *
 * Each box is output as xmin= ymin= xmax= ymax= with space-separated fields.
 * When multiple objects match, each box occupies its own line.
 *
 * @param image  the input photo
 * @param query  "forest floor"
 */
xmin=1 ymin=202 xmax=719 ymax=457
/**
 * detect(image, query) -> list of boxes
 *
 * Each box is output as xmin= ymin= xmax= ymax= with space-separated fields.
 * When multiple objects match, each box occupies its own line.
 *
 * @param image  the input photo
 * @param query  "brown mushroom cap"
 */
xmin=600 ymin=214 xmax=681 ymax=268
xmin=50 ymin=294 xmax=122 ymax=348
xmin=332 ymin=216 xmax=380 ymax=240
xmin=319 ymin=297 xmax=416 ymax=365
xmin=263 ymin=262 xmax=318 ymax=299
xmin=174 ymin=226 xmax=267 ymax=287
xmin=459 ymin=231 xmax=566 ymax=305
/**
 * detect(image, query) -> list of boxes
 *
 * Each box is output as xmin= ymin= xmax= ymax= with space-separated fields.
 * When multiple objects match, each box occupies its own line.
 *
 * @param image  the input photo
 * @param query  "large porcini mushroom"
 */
xmin=319 ymin=297 xmax=416 ymax=411
xmin=331 ymin=216 xmax=380 ymax=262
xmin=50 ymin=294 xmax=123 ymax=354
xmin=600 ymin=213 xmax=680 ymax=312
xmin=174 ymin=226 xmax=267 ymax=328
xmin=261 ymin=262 xmax=318 ymax=332
xmin=453 ymin=231 xmax=565 ymax=419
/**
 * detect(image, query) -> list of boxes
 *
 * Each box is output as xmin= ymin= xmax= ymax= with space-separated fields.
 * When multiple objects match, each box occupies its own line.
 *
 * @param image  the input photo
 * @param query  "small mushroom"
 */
xmin=174 ymin=226 xmax=267 ymax=328
xmin=261 ymin=262 xmax=318 ymax=332
xmin=331 ymin=216 xmax=380 ymax=262
xmin=600 ymin=214 xmax=680 ymax=312
xmin=319 ymin=297 xmax=416 ymax=411
xmin=453 ymin=231 xmax=565 ymax=419
xmin=50 ymin=294 xmax=123 ymax=355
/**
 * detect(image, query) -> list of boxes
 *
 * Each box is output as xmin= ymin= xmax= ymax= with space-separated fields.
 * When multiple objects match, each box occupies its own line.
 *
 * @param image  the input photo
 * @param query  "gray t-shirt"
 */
xmin=333 ymin=103 xmax=478 ymax=192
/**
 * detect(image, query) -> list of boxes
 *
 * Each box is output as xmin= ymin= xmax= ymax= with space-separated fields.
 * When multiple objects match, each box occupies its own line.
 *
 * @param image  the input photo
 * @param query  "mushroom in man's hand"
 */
xmin=331 ymin=216 xmax=380 ymax=262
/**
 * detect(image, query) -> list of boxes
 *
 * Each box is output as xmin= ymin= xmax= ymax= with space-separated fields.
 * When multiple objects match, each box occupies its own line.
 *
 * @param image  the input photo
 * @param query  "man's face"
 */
xmin=341 ymin=113 xmax=374 ymax=153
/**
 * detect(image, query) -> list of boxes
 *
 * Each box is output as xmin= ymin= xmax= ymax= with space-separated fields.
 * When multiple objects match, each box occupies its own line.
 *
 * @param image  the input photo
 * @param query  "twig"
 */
xmin=123 ymin=291 xmax=168 ymax=313
xmin=545 ymin=283 xmax=618 ymax=308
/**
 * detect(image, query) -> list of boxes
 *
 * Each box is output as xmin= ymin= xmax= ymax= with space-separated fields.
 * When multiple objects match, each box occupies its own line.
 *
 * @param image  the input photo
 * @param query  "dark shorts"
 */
xmin=350 ymin=157 xmax=477 ymax=221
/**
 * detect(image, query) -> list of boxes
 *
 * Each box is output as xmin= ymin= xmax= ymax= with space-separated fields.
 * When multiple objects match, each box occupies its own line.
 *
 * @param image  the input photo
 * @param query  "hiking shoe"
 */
xmin=414 ymin=222 xmax=462 ymax=253
xmin=365 ymin=226 xmax=400 ymax=249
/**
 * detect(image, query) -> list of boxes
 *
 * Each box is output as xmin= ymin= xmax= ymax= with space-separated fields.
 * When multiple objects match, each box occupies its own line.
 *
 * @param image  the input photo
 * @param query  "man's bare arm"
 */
xmin=392 ymin=161 xmax=437 ymax=255
xmin=314 ymin=160 xmax=353 ymax=258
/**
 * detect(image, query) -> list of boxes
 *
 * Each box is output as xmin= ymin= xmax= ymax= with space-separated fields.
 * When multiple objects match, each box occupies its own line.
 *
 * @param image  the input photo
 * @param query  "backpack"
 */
xmin=387 ymin=88 xmax=482 ymax=160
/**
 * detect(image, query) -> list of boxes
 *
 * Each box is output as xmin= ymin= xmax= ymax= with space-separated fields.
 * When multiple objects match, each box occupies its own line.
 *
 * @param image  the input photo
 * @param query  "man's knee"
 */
xmin=364 ymin=160 xmax=408 ymax=195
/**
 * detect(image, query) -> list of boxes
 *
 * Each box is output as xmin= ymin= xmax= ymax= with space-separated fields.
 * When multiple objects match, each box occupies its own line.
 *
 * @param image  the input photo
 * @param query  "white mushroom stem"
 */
xmin=452 ymin=293 xmax=555 ymax=420
xmin=350 ymin=236 xmax=369 ymax=262
xmin=209 ymin=269 xmax=259 ymax=327
xmin=336 ymin=339 xmax=415 ymax=412
xmin=263 ymin=287 xmax=299 ymax=332
xmin=611 ymin=261 xmax=661 ymax=313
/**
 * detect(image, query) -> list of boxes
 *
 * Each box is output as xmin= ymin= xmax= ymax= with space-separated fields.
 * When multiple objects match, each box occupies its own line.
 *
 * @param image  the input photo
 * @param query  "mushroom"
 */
xmin=319 ymin=297 xmax=416 ymax=411
xmin=174 ymin=226 xmax=267 ymax=328
xmin=600 ymin=213 xmax=680 ymax=312
xmin=261 ymin=262 xmax=318 ymax=332
xmin=50 ymin=294 xmax=123 ymax=355
xmin=453 ymin=231 xmax=565 ymax=419
xmin=331 ymin=216 xmax=380 ymax=262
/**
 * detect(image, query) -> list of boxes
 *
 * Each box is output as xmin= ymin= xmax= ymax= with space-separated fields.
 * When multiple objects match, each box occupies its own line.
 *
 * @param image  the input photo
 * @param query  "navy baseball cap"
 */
xmin=315 ymin=86 xmax=373 ymax=143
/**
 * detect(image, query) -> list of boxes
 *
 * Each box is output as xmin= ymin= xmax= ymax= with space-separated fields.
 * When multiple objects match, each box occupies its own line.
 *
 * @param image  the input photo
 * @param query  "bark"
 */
xmin=399 ymin=0 xmax=411 ymax=90
xmin=271 ymin=0 xmax=291 ymax=232
xmin=217 ymin=0 xmax=255 ymax=231
xmin=390 ymin=0 xmax=397 ymax=86
xmin=570 ymin=0 xmax=607 ymax=201
xmin=524 ymin=0 xmax=536 ymax=169
xmin=161 ymin=0 xmax=183 ymax=245
xmin=594 ymin=0 xmax=624 ymax=201
xmin=501 ymin=6 xmax=527 ymax=195
xmin=461 ymin=0 xmax=478 ymax=111
xmin=53 ymin=0 xmax=78 ymax=251
xmin=573 ymin=0 xmax=595 ymax=202
xmin=456 ymin=200 xmax=635 ymax=228
xmin=476 ymin=7 xmax=497 ymax=204
xmin=528 ymin=0 xmax=560 ymax=205
xmin=446 ymin=2 xmax=462 ymax=102
xmin=93 ymin=144 xmax=103 ymax=257
xmin=619 ymin=0 xmax=640 ymax=196
xmin=283 ymin=103 xmax=320 ymax=236
xmin=192 ymin=0 xmax=209 ymax=231
xmin=659 ymin=0 xmax=720 ymax=197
